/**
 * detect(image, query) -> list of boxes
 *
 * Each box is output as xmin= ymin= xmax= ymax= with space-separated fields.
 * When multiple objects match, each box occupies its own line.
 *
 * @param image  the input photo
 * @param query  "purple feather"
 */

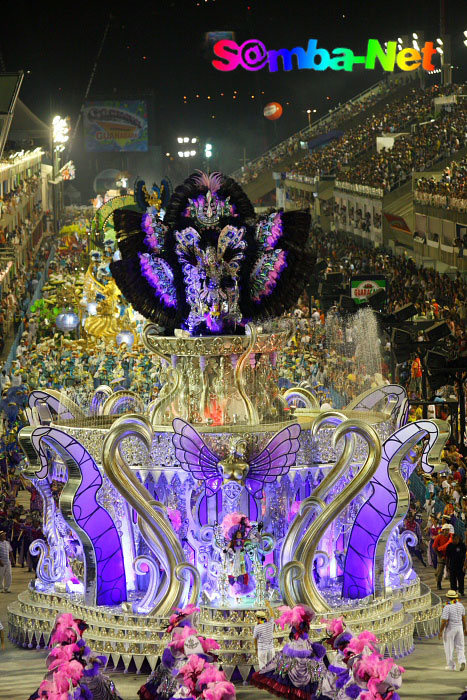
xmin=282 ymin=644 xmax=312 ymax=658
xmin=138 ymin=253 xmax=177 ymax=308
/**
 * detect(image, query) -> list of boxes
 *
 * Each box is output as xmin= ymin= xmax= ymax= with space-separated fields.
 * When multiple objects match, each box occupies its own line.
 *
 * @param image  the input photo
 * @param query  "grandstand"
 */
xmin=233 ymin=72 xmax=419 ymax=203
xmin=251 ymin=79 xmax=467 ymax=273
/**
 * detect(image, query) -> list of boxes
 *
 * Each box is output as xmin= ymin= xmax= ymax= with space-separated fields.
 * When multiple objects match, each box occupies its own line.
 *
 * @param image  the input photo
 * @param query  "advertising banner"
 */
xmin=83 ymin=100 xmax=148 ymax=152
xmin=350 ymin=276 xmax=387 ymax=304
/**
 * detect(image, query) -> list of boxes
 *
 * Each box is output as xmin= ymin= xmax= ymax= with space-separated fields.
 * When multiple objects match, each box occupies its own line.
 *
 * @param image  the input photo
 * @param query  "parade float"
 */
xmin=8 ymin=172 xmax=449 ymax=681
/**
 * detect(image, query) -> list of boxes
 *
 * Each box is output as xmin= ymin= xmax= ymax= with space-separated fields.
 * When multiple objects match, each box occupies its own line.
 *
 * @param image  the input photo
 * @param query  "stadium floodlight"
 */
xmin=52 ymin=116 xmax=69 ymax=145
xmin=177 ymin=137 xmax=183 ymax=143
xmin=436 ymin=38 xmax=443 ymax=45
xmin=412 ymin=32 xmax=418 ymax=40
xmin=191 ymin=137 xmax=197 ymax=143
xmin=437 ymin=47 xmax=444 ymax=54
xmin=464 ymin=30 xmax=467 ymax=36
xmin=464 ymin=40 xmax=467 ymax=47
xmin=397 ymin=37 xmax=403 ymax=44
xmin=183 ymin=137 xmax=189 ymax=143
xmin=190 ymin=150 xmax=196 ymax=156
xmin=398 ymin=44 xmax=403 ymax=51
xmin=178 ymin=151 xmax=184 ymax=157
xmin=413 ymin=40 xmax=420 ymax=51
xmin=184 ymin=150 xmax=190 ymax=157
xmin=205 ymin=142 xmax=213 ymax=158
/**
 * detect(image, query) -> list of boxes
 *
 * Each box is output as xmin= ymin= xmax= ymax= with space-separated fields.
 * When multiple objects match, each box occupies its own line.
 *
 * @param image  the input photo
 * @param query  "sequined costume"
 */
xmin=138 ymin=605 xmax=221 ymax=700
xmin=251 ymin=635 xmax=327 ymax=700
xmin=251 ymin=606 xmax=327 ymax=700
xmin=110 ymin=171 xmax=314 ymax=336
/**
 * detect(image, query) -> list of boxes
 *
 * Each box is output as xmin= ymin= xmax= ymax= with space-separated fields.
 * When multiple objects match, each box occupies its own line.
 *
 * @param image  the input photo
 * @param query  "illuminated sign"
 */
xmin=213 ymin=38 xmax=437 ymax=73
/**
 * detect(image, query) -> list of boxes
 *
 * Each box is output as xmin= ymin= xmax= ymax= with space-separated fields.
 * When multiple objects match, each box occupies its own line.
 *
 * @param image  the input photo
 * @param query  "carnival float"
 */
xmin=8 ymin=172 xmax=449 ymax=684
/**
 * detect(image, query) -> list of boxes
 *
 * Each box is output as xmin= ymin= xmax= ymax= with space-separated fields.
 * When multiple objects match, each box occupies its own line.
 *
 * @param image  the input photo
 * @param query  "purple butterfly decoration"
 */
xmin=172 ymin=419 xmax=301 ymax=500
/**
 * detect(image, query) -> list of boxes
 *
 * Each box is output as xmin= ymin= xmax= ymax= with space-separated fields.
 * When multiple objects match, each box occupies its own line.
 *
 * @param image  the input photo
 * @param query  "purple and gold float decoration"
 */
xmin=8 ymin=172 xmax=449 ymax=681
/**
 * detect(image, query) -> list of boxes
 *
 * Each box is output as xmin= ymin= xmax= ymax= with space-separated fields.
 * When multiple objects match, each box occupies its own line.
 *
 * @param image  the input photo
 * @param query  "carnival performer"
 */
xmin=320 ymin=616 xmax=405 ymax=700
xmin=250 ymin=605 xmax=328 ymax=699
xmin=28 ymin=612 xmax=123 ymax=700
xmin=138 ymin=604 xmax=221 ymax=700
xmin=171 ymin=655 xmax=236 ymax=700
xmin=221 ymin=513 xmax=254 ymax=602
xmin=253 ymin=600 xmax=276 ymax=669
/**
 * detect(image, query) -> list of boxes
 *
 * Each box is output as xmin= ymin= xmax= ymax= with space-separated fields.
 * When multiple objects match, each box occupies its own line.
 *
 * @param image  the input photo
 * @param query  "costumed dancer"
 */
xmin=28 ymin=612 xmax=123 ymax=700
xmin=171 ymin=656 xmax=236 ymax=700
xmin=320 ymin=617 xmax=405 ymax=700
xmin=250 ymin=605 xmax=328 ymax=699
xmin=219 ymin=512 xmax=255 ymax=603
xmin=222 ymin=513 xmax=253 ymax=602
xmin=138 ymin=604 xmax=221 ymax=700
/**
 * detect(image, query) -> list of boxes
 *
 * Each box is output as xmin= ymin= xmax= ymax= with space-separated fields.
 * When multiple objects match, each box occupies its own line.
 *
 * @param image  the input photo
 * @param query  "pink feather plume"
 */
xmin=202 ymin=681 xmax=236 ymax=700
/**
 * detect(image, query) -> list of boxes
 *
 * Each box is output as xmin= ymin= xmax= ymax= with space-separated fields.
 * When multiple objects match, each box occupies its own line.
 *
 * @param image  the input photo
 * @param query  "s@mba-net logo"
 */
xmin=212 ymin=38 xmax=438 ymax=73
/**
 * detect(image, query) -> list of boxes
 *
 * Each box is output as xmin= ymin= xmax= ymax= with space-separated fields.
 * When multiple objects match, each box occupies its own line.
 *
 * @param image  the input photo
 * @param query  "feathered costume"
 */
xmin=138 ymin=604 xmax=231 ymax=700
xmin=319 ymin=618 xmax=404 ymax=700
xmin=110 ymin=171 xmax=314 ymax=336
xmin=27 ymin=613 xmax=122 ymax=700
xmin=250 ymin=612 xmax=404 ymax=700
xmin=251 ymin=606 xmax=327 ymax=700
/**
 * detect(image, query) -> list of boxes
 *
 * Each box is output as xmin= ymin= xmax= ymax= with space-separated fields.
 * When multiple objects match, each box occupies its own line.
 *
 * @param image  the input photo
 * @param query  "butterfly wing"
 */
xmin=245 ymin=423 xmax=301 ymax=499
xmin=172 ymin=418 xmax=222 ymax=496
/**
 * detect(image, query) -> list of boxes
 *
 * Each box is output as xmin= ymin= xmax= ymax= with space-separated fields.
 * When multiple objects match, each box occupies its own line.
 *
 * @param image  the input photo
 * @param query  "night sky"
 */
xmin=2 ymin=0 xmax=467 ymax=189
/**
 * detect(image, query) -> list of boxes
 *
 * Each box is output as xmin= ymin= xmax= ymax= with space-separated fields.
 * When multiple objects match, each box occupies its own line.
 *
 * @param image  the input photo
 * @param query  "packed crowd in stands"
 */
xmin=337 ymin=101 xmax=467 ymax=192
xmin=0 ymin=175 xmax=40 ymax=219
xmin=284 ymin=84 xmax=453 ymax=182
xmin=0 ymin=238 xmax=52 ymax=354
xmin=415 ymin=157 xmax=467 ymax=212
xmin=274 ymin=224 xmax=467 ymax=408
xmin=237 ymin=80 xmax=403 ymax=185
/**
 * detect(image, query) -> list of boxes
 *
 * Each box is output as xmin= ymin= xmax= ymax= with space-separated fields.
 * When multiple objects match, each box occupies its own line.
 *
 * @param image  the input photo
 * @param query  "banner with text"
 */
xmin=83 ymin=100 xmax=148 ymax=152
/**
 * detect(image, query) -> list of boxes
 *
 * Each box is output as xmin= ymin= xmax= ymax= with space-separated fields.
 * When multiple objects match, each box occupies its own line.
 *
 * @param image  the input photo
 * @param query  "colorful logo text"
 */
xmin=212 ymin=39 xmax=437 ymax=73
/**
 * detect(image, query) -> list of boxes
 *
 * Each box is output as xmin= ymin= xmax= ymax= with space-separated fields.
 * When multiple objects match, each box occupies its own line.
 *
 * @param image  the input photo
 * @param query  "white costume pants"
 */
xmin=444 ymin=625 xmax=466 ymax=668
xmin=0 ymin=562 xmax=12 ymax=591
xmin=258 ymin=647 xmax=274 ymax=669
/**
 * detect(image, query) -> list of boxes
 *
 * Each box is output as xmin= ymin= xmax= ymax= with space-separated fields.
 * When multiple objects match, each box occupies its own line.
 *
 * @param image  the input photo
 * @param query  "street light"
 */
xmin=205 ymin=143 xmax=213 ymax=158
xmin=51 ymin=115 xmax=70 ymax=234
